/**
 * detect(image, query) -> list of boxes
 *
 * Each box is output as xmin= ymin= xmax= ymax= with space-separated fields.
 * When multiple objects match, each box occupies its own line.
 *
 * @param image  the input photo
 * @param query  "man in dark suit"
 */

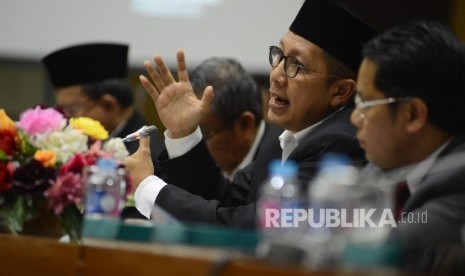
xmin=42 ymin=43 xmax=166 ymax=218
xmin=190 ymin=57 xmax=266 ymax=181
xmin=126 ymin=0 xmax=376 ymax=228
xmin=42 ymin=43 xmax=165 ymax=166
xmin=350 ymin=21 xmax=465 ymax=272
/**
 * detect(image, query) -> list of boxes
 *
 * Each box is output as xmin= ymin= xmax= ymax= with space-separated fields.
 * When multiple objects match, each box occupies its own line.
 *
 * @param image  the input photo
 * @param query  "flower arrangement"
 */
xmin=0 ymin=106 xmax=130 ymax=241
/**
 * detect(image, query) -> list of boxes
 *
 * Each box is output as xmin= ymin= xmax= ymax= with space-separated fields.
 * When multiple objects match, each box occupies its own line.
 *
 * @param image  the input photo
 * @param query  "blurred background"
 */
xmin=1 ymin=0 xmax=463 ymax=126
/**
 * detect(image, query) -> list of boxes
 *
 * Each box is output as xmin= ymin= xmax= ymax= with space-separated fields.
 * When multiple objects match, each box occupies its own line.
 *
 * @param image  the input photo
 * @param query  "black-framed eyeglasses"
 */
xmin=268 ymin=45 xmax=340 ymax=79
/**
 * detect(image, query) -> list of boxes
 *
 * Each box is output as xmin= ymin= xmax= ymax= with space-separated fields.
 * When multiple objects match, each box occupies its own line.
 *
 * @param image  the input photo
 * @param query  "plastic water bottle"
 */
xmin=256 ymin=159 xmax=306 ymax=264
xmin=304 ymin=153 xmax=361 ymax=268
xmin=304 ymin=153 xmax=394 ymax=269
xmin=84 ymin=158 xmax=127 ymax=219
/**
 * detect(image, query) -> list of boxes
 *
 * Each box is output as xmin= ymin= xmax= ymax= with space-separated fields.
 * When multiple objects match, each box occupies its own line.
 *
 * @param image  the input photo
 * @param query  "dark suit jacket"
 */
xmin=389 ymin=135 xmax=465 ymax=272
xmin=156 ymin=105 xmax=365 ymax=229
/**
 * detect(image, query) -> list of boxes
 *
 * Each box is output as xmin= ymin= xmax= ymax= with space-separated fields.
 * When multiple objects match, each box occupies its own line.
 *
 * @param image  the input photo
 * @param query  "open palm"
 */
xmin=139 ymin=50 xmax=213 ymax=138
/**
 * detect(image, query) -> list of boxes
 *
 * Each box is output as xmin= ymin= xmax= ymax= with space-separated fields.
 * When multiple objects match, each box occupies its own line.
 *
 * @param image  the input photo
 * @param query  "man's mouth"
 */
xmin=270 ymin=94 xmax=290 ymax=106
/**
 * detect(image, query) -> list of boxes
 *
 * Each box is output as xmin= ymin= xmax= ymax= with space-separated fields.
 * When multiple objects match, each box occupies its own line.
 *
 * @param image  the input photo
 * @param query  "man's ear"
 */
xmin=233 ymin=111 xmax=258 ymax=142
xmin=330 ymin=79 xmax=356 ymax=107
xmin=238 ymin=111 xmax=256 ymax=129
xmin=235 ymin=111 xmax=256 ymax=131
xmin=100 ymin=94 xmax=121 ymax=112
xmin=405 ymin=98 xmax=428 ymax=133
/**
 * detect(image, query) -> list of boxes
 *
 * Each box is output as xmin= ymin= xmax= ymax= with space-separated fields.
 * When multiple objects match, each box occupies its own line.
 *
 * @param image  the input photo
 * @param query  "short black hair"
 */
xmin=363 ymin=20 xmax=465 ymax=134
xmin=190 ymin=57 xmax=262 ymax=126
xmin=82 ymin=78 xmax=134 ymax=109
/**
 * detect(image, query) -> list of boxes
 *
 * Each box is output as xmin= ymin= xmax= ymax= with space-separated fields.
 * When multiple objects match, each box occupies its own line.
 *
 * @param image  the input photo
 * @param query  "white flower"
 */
xmin=103 ymin=138 xmax=129 ymax=162
xmin=33 ymin=125 xmax=89 ymax=163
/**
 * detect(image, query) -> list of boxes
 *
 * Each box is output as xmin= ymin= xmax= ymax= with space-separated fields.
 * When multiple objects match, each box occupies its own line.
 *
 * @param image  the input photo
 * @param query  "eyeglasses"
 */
xmin=354 ymin=94 xmax=412 ymax=110
xmin=354 ymin=94 xmax=412 ymax=120
xmin=268 ymin=46 xmax=340 ymax=79
xmin=58 ymin=99 xmax=97 ymax=117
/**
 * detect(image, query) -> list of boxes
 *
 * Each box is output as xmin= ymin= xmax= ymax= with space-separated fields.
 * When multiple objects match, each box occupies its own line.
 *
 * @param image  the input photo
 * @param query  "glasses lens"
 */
xmin=285 ymin=56 xmax=299 ymax=78
xmin=269 ymin=46 xmax=282 ymax=67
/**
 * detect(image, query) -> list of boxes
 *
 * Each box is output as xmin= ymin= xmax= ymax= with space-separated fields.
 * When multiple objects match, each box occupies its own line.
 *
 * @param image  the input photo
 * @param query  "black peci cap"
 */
xmin=289 ymin=0 xmax=377 ymax=72
xmin=42 ymin=43 xmax=128 ymax=88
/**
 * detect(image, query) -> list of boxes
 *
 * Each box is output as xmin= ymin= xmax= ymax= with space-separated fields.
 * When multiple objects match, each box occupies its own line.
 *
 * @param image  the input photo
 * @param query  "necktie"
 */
xmin=280 ymin=132 xmax=298 ymax=164
xmin=394 ymin=181 xmax=410 ymax=221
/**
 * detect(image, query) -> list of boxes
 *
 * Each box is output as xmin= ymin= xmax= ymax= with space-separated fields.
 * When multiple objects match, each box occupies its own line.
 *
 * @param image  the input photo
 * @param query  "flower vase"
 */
xmin=20 ymin=207 xmax=65 ymax=238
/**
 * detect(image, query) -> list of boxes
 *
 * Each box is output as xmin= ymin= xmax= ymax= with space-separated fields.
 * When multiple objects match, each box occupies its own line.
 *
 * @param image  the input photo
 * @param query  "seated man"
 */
xmin=191 ymin=57 xmax=265 ymax=181
xmin=42 ymin=43 xmax=165 ymax=170
xmin=127 ymin=0 xmax=376 ymax=228
xmin=42 ymin=43 xmax=167 ymax=218
xmin=351 ymin=20 xmax=465 ymax=272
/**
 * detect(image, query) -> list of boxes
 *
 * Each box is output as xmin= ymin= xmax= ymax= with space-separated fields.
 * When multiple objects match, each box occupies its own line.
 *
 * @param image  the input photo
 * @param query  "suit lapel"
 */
xmin=404 ymin=135 xmax=465 ymax=212
xmin=248 ymin=125 xmax=283 ymax=202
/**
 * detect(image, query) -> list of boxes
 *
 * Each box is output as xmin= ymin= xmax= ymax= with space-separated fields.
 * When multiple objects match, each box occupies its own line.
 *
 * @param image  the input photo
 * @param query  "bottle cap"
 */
xmin=268 ymin=159 xmax=298 ymax=178
xmin=96 ymin=158 xmax=117 ymax=172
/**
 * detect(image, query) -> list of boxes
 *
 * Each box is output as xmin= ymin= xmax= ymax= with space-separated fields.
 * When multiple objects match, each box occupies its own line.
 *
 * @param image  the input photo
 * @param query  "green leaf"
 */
xmin=58 ymin=205 xmax=83 ymax=242
xmin=0 ymin=194 xmax=44 ymax=233
xmin=17 ymin=130 xmax=37 ymax=160
xmin=0 ymin=196 xmax=27 ymax=233
xmin=0 ymin=149 xmax=7 ymax=161
xmin=125 ymin=194 xmax=135 ymax=207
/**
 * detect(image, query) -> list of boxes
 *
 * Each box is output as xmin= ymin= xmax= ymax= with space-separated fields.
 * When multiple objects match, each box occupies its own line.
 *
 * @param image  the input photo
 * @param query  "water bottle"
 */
xmin=304 ymin=153 xmax=361 ymax=268
xmin=304 ymin=153 xmax=394 ymax=269
xmin=341 ymin=167 xmax=403 ymax=269
xmin=84 ymin=157 xmax=126 ymax=219
xmin=256 ymin=159 xmax=306 ymax=264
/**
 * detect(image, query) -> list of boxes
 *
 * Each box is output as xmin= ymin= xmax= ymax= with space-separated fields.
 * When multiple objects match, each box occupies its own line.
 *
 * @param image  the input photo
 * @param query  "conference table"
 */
xmin=0 ymin=233 xmax=417 ymax=276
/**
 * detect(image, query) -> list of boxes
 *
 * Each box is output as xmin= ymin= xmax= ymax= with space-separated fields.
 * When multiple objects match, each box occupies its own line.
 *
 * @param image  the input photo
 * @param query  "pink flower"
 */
xmin=17 ymin=106 xmax=65 ymax=136
xmin=45 ymin=172 xmax=83 ymax=215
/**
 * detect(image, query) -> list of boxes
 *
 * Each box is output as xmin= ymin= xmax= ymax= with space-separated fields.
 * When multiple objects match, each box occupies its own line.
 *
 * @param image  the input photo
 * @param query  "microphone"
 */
xmin=122 ymin=125 xmax=158 ymax=142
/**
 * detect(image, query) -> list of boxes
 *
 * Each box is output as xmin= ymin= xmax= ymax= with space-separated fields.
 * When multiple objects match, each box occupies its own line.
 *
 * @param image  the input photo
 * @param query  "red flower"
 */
xmin=10 ymin=159 xmax=56 ymax=196
xmin=60 ymin=152 xmax=101 ymax=176
xmin=0 ymin=162 xmax=12 ymax=192
xmin=0 ymin=109 xmax=19 ymax=156
xmin=0 ymin=130 xmax=19 ymax=156
xmin=59 ymin=153 xmax=87 ymax=175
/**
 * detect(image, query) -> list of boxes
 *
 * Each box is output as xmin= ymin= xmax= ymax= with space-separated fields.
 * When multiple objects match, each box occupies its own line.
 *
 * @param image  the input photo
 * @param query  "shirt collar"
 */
xmin=405 ymin=139 xmax=451 ymax=193
xmin=278 ymin=104 xmax=348 ymax=147
xmin=372 ymin=139 xmax=452 ymax=194
xmin=223 ymin=120 xmax=266 ymax=181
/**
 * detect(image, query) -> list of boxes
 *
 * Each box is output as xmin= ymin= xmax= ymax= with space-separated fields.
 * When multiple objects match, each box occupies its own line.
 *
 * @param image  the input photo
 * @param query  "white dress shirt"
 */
xmin=134 ymin=128 xmax=202 ymax=218
xmin=223 ymin=121 xmax=266 ymax=180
